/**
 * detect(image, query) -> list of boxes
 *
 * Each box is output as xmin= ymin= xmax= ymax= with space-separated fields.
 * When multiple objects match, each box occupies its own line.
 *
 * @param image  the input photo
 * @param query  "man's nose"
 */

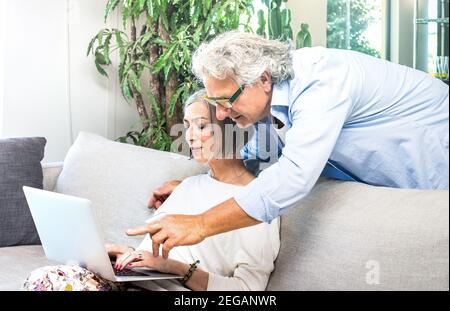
xmin=216 ymin=105 xmax=232 ymax=120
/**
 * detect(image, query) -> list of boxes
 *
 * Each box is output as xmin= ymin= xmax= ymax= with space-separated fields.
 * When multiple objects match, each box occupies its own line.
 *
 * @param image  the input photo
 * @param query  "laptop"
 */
xmin=23 ymin=186 xmax=182 ymax=282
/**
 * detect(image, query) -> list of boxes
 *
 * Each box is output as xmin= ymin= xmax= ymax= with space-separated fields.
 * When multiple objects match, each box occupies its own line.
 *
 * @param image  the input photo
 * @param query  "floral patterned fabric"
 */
xmin=22 ymin=265 xmax=127 ymax=291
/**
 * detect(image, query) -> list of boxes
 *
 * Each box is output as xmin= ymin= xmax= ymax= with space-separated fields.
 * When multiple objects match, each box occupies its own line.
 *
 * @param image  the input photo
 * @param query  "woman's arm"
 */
xmin=116 ymin=251 xmax=266 ymax=291
xmin=162 ymin=260 xmax=209 ymax=291
xmin=162 ymin=261 xmax=270 ymax=291
xmin=113 ymin=250 xmax=209 ymax=290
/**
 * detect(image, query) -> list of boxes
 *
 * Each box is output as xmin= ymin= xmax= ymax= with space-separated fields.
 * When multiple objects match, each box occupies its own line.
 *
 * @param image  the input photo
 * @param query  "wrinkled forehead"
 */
xmin=204 ymin=76 xmax=239 ymax=97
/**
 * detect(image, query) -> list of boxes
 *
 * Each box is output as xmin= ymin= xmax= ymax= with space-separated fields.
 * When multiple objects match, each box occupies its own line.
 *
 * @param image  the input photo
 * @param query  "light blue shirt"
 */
xmin=235 ymin=47 xmax=449 ymax=223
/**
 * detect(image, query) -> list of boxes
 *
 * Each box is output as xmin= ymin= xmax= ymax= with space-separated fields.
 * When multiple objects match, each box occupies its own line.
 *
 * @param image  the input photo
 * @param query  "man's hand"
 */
xmin=147 ymin=180 xmax=182 ymax=209
xmin=126 ymin=198 xmax=261 ymax=259
xmin=126 ymin=214 xmax=206 ymax=259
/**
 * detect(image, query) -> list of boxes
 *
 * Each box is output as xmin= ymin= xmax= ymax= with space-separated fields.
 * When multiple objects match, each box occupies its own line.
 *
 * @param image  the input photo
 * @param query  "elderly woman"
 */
xmin=22 ymin=89 xmax=280 ymax=291
xmin=134 ymin=30 xmax=449 ymax=259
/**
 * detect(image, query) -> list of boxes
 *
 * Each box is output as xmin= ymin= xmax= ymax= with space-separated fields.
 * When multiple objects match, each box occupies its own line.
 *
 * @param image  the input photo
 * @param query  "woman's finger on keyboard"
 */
xmin=127 ymin=261 xmax=145 ymax=268
xmin=115 ymin=251 xmax=136 ymax=269
xmin=117 ymin=251 xmax=146 ymax=270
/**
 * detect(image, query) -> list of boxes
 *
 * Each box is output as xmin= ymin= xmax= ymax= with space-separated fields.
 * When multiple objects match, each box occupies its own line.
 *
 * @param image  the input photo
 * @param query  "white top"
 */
xmin=136 ymin=174 xmax=281 ymax=291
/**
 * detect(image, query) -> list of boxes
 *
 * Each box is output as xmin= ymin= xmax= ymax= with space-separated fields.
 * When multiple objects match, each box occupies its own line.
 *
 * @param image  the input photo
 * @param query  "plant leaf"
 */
xmin=104 ymin=0 xmax=120 ymax=22
xmin=146 ymin=0 xmax=154 ymax=16
xmin=87 ymin=36 xmax=96 ymax=56
xmin=147 ymin=91 xmax=161 ymax=121
xmin=151 ymin=44 xmax=176 ymax=74
xmin=95 ymin=61 xmax=108 ymax=77
xmin=152 ymin=37 xmax=170 ymax=48
xmin=139 ymin=31 xmax=153 ymax=46
xmin=128 ymin=70 xmax=142 ymax=94
xmin=103 ymin=33 xmax=113 ymax=64
xmin=121 ymin=78 xmax=133 ymax=100
xmin=122 ymin=0 xmax=133 ymax=28
xmin=168 ymin=86 xmax=184 ymax=118
xmin=95 ymin=51 xmax=108 ymax=65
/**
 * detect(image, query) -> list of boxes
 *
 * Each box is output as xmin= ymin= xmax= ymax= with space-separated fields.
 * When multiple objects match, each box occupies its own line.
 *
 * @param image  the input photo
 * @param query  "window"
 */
xmin=327 ymin=0 xmax=387 ymax=58
xmin=414 ymin=0 xmax=449 ymax=79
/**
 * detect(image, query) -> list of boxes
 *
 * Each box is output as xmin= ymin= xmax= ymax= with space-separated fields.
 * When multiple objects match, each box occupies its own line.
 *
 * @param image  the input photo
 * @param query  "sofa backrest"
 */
xmin=266 ymin=178 xmax=449 ymax=291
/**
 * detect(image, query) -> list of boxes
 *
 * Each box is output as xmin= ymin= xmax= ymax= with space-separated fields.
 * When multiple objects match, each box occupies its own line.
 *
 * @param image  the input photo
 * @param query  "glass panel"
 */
xmin=414 ymin=0 xmax=449 ymax=82
xmin=327 ymin=0 xmax=384 ymax=58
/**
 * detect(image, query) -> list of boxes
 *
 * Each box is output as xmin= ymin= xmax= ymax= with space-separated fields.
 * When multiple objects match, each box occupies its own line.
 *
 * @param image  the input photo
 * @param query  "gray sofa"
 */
xmin=0 ymin=132 xmax=448 ymax=291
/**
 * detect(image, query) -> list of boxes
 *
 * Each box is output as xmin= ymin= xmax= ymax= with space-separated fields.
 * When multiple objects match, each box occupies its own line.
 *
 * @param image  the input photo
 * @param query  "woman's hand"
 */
xmin=113 ymin=250 xmax=171 ymax=273
xmin=147 ymin=180 xmax=182 ymax=209
xmin=105 ymin=244 xmax=134 ymax=261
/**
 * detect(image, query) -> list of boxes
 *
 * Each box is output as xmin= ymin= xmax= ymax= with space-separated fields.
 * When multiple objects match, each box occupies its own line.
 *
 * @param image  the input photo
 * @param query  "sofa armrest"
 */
xmin=42 ymin=162 xmax=63 ymax=191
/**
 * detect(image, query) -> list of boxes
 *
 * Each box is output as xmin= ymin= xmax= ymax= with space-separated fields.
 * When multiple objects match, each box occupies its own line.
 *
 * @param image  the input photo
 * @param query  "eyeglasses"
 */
xmin=203 ymin=85 xmax=245 ymax=109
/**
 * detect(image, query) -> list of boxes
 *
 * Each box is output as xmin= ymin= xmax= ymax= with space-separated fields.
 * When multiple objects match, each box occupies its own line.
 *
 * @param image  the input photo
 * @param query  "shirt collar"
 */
xmin=269 ymin=80 xmax=291 ymax=127
xmin=270 ymin=80 xmax=290 ymax=107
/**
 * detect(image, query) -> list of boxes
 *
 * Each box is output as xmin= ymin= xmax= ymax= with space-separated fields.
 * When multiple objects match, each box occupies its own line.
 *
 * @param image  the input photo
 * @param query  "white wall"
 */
xmin=0 ymin=0 xmax=139 ymax=162
xmin=286 ymin=0 xmax=328 ymax=47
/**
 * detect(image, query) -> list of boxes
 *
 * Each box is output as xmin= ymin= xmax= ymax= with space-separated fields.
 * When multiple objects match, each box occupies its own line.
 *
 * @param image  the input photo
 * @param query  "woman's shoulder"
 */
xmin=179 ymin=173 xmax=243 ymax=190
xmin=168 ymin=173 xmax=211 ymax=200
xmin=177 ymin=173 xmax=210 ymax=188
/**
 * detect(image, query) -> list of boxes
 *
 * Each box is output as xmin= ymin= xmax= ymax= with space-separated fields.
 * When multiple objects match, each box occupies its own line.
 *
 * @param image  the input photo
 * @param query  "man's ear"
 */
xmin=260 ymin=71 xmax=273 ymax=93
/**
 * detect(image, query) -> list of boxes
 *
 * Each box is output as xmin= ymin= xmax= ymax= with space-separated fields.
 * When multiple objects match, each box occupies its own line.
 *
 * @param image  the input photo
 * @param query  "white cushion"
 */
xmin=54 ymin=132 xmax=208 ymax=246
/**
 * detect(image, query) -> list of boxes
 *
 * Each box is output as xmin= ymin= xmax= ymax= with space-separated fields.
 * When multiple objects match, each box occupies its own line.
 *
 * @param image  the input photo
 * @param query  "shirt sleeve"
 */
xmin=234 ymin=54 xmax=355 ymax=222
xmin=206 ymin=219 xmax=280 ymax=291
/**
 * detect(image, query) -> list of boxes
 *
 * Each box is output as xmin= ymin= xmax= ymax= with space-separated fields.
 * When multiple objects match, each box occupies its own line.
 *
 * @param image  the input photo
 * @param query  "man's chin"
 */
xmin=235 ymin=119 xmax=253 ymax=129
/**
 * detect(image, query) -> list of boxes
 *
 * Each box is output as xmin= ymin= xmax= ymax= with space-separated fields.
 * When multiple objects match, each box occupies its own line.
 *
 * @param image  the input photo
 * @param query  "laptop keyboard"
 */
xmin=111 ymin=263 xmax=151 ymax=277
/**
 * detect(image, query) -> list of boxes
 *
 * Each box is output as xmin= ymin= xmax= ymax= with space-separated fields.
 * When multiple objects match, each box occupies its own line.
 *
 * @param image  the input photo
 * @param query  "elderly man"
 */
xmin=127 ymin=31 xmax=449 ymax=258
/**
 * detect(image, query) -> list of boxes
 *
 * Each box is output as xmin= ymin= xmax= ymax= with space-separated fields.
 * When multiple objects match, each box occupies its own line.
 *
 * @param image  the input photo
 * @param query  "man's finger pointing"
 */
xmin=126 ymin=223 xmax=160 ymax=236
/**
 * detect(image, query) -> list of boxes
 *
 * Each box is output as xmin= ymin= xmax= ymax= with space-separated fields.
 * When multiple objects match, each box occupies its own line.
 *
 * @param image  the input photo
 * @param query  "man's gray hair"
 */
xmin=192 ymin=31 xmax=294 ymax=85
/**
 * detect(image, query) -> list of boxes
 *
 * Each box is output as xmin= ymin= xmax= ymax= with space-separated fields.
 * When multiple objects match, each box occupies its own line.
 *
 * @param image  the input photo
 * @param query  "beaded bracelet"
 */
xmin=180 ymin=260 xmax=200 ymax=286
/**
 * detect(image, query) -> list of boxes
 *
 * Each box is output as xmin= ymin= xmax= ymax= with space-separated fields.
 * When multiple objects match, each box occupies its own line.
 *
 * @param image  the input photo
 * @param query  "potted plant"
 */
xmin=88 ymin=0 xmax=254 ymax=150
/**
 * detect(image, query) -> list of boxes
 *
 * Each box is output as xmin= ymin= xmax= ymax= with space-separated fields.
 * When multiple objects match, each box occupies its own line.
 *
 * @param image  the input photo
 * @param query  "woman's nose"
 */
xmin=186 ymin=126 xmax=194 ymax=141
xmin=216 ymin=105 xmax=232 ymax=120
xmin=186 ymin=126 xmax=198 ymax=142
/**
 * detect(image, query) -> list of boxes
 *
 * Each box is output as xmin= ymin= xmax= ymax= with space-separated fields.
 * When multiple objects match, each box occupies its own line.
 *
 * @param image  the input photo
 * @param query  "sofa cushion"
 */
xmin=0 ymin=137 xmax=46 ymax=247
xmin=0 ymin=245 xmax=56 ymax=290
xmin=54 ymin=132 xmax=208 ymax=246
xmin=267 ymin=178 xmax=449 ymax=291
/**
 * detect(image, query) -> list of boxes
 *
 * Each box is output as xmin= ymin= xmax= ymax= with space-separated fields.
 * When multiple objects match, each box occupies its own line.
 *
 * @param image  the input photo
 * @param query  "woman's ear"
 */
xmin=260 ymin=71 xmax=273 ymax=93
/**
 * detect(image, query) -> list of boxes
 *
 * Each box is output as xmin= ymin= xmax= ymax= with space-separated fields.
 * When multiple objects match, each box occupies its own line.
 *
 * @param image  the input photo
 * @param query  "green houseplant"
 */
xmin=88 ymin=0 xmax=254 ymax=150
xmin=256 ymin=0 xmax=312 ymax=48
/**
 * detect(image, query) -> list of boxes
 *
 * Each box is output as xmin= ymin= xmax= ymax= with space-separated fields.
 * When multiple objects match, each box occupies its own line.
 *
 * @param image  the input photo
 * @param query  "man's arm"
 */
xmin=127 ymin=198 xmax=260 ymax=259
xmin=201 ymin=198 xmax=262 ymax=237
